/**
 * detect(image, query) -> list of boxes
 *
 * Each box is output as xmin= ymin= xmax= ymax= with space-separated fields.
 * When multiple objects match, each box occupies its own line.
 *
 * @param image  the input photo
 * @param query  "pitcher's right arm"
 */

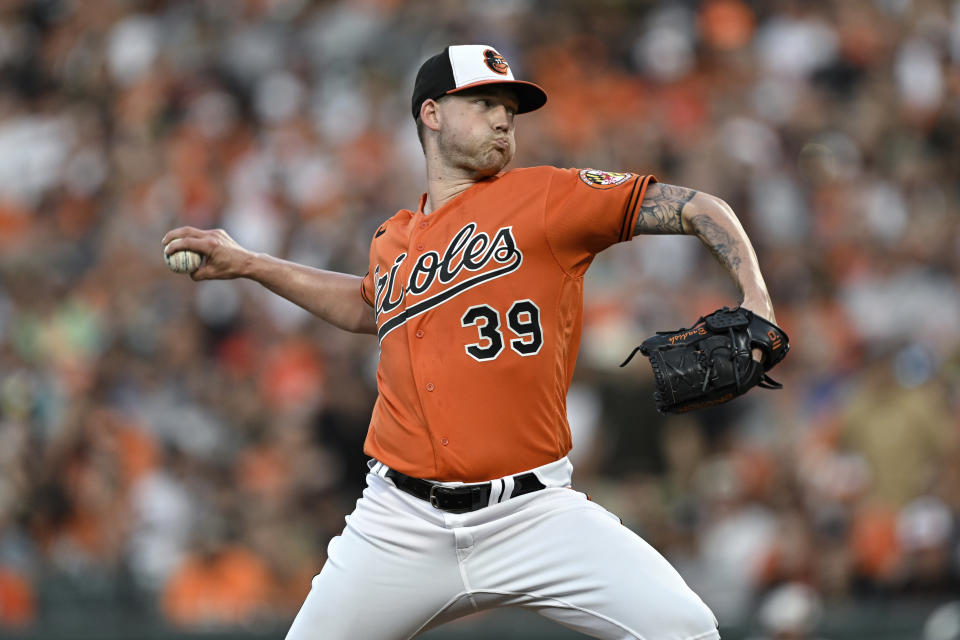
xmin=162 ymin=226 xmax=377 ymax=335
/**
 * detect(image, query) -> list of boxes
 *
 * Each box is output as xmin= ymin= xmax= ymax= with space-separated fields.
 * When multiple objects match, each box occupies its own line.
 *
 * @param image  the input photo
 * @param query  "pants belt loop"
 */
xmin=500 ymin=475 xmax=515 ymax=503
xmin=487 ymin=478 xmax=503 ymax=507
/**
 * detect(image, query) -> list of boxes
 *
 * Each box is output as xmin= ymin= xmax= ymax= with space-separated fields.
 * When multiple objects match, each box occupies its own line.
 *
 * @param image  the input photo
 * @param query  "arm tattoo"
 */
xmin=688 ymin=214 xmax=742 ymax=272
xmin=634 ymin=183 xmax=697 ymax=235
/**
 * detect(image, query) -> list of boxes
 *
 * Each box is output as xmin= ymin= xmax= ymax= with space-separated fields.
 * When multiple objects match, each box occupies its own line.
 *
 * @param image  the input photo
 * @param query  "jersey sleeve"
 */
xmin=544 ymin=168 xmax=657 ymax=276
xmin=361 ymin=222 xmax=386 ymax=308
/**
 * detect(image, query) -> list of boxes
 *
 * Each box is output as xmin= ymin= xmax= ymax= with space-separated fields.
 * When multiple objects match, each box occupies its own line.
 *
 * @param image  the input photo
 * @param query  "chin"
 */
xmin=472 ymin=152 xmax=511 ymax=178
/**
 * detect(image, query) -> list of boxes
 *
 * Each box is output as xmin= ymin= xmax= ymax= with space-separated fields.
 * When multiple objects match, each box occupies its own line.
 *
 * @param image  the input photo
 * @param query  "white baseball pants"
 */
xmin=285 ymin=457 xmax=719 ymax=640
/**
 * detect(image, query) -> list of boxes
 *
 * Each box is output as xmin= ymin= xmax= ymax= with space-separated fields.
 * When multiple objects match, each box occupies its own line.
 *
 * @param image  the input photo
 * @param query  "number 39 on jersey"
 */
xmin=461 ymin=299 xmax=543 ymax=362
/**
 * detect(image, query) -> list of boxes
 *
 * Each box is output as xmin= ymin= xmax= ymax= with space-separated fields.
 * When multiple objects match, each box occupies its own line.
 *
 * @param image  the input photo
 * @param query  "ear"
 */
xmin=420 ymin=99 xmax=441 ymax=133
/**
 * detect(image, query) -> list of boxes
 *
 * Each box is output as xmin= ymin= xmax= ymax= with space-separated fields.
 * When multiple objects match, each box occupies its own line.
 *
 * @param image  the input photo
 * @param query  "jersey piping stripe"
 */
xmin=622 ymin=175 xmax=656 ymax=243
xmin=360 ymin=275 xmax=373 ymax=306
xmin=617 ymin=176 xmax=641 ymax=243
xmin=376 ymin=256 xmax=524 ymax=342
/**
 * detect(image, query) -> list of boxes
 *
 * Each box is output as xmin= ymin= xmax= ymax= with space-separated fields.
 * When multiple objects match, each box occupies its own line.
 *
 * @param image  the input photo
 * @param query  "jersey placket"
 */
xmin=404 ymin=215 xmax=450 ymax=463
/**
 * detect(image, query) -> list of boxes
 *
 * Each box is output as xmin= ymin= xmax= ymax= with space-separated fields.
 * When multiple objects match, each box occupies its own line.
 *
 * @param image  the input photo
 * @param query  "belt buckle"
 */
xmin=429 ymin=484 xmax=441 ymax=509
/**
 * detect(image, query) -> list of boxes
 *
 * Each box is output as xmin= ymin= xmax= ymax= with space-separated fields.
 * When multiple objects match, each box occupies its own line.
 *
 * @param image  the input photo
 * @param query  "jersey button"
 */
xmin=415 ymin=329 xmax=424 ymax=338
xmin=419 ymin=221 xmax=429 ymax=229
xmin=440 ymin=438 xmax=449 ymax=446
xmin=426 ymin=382 xmax=435 ymax=392
xmin=416 ymin=243 xmax=425 ymax=251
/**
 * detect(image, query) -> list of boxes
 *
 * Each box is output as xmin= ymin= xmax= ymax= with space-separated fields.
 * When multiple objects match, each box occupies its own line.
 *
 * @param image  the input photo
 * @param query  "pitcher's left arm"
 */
xmin=633 ymin=182 xmax=775 ymax=325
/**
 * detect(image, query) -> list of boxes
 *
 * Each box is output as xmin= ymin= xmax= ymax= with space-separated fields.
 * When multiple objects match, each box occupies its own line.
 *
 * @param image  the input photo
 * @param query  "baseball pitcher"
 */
xmin=163 ymin=44 xmax=788 ymax=640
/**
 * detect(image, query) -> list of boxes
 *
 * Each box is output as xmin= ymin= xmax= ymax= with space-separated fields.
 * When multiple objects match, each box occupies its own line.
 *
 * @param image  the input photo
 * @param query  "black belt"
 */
xmin=384 ymin=467 xmax=546 ymax=514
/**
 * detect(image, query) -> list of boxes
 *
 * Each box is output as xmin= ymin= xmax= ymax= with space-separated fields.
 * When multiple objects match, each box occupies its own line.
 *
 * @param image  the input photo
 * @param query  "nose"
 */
xmin=491 ymin=105 xmax=512 ymax=132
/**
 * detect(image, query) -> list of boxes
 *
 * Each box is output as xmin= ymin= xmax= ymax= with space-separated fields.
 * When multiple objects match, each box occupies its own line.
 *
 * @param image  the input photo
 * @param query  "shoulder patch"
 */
xmin=578 ymin=169 xmax=633 ymax=190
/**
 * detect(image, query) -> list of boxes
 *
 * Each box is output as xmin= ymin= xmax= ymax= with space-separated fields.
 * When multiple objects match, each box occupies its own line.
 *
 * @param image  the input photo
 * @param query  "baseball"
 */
xmin=164 ymin=248 xmax=203 ymax=274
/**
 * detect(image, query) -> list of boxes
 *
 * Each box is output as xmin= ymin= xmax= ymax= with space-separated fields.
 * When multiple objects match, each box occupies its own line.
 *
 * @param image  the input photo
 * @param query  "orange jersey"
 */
xmin=360 ymin=166 xmax=656 ymax=481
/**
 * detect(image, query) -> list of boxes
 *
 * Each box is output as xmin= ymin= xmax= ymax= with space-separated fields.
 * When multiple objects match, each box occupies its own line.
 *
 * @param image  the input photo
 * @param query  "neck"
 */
xmin=424 ymin=173 xmax=478 ymax=215
xmin=422 ymin=147 xmax=497 ymax=214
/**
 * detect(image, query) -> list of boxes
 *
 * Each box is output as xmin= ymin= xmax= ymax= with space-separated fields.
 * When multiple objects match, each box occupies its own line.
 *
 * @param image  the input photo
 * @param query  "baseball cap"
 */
xmin=411 ymin=45 xmax=547 ymax=120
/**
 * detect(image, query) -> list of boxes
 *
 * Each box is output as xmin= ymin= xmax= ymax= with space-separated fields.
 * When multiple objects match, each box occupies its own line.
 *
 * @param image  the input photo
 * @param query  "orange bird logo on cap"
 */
xmin=483 ymin=49 xmax=509 ymax=75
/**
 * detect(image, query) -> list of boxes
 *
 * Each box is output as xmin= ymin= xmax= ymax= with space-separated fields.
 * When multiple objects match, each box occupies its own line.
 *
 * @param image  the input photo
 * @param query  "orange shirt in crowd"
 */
xmin=0 ymin=567 xmax=34 ymax=627
xmin=162 ymin=545 xmax=273 ymax=627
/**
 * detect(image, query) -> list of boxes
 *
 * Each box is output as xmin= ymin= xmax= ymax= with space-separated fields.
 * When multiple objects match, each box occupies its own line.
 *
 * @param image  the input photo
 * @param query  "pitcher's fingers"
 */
xmin=163 ymin=236 xmax=214 ymax=257
xmin=163 ymin=237 xmax=193 ymax=255
xmin=161 ymin=226 xmax=206 ymax=247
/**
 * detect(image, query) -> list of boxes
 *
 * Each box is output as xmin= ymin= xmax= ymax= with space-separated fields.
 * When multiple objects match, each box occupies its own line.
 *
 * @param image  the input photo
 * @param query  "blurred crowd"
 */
xmin=0 ymin=0 xmax=958 ymax=636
